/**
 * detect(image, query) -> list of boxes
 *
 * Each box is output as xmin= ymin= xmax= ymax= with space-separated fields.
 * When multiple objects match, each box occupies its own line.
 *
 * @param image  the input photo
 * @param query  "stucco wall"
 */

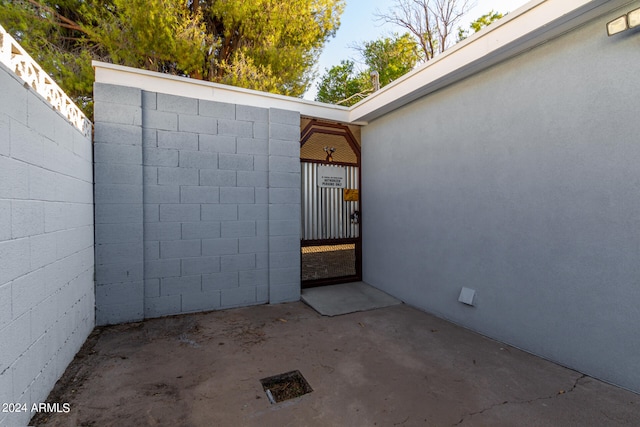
xmin=0 ymin=63 xmax=95 ymax=426
xmin=93 ymin=83 xmax=300 ymax=325
xmin=361 ymin=8 xmax=640 ymax=392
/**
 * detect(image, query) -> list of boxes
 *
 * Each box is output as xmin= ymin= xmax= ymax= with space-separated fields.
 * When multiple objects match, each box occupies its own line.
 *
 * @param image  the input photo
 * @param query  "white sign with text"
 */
xmin=317 ymin=165 xmax=346 ymax=188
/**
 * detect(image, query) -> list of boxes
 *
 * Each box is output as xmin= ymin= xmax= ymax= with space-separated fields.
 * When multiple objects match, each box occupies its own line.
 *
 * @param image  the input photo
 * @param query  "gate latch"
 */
xmin=350 ymin=211 xmax=360 ymax=224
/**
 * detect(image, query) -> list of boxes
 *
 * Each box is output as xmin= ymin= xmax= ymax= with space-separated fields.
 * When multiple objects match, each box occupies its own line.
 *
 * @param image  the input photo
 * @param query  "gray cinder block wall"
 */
xmin=93 ymin=84 xmax=300 ymax=325
xmin=0 ymin=63 xmax=95 ymax=426
xmin=361 ymin=8 xmax=640 ymax=393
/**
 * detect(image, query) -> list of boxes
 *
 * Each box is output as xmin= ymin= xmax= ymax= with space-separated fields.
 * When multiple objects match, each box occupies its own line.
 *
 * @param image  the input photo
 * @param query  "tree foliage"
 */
xmin=375 ymin=0 xmax=471 ymax=60
xmin=355 ymin=32 xmax=423 ymax=87
xmin=205 ymin=0 xmax=344 ymax=94
xmin=457 ymin=10 xmax=504 ymax=41
xmin=315 ymin=60 xmax=368 ymax=106
xmin=315 ymin=33 xmax=421 ymax=105
xmin=0 ymin=0 xmax=96 ymax=108
xmin=0 ymin=0 xmax=345 ymax=115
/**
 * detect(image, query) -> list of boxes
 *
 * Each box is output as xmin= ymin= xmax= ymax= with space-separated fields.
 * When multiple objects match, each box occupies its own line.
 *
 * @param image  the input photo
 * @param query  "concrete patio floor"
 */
xmin=34 ymin=302 xmax=639 ymax=426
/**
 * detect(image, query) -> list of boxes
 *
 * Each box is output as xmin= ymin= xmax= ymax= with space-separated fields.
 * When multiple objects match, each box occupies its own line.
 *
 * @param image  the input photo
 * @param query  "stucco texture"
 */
xmin=361 ymin=8 xmax=640 ymax=393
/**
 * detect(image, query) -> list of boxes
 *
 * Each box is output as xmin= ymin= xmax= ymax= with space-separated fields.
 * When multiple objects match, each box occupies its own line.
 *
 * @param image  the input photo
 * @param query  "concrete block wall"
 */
xmin=93 ymin=85 xmax=144 ymax=325
xmin=94 ymin=84 xmax=300 ymax=324
xmin=0 ymin=63 xmax=94 ymax=426
xmin=267 ymin=109 xmax=303 ymax=303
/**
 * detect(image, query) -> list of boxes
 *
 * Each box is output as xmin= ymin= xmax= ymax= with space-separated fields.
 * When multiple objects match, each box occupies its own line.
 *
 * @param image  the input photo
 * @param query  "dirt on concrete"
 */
xmin=31 ymin=302 xmax=640 ymax=426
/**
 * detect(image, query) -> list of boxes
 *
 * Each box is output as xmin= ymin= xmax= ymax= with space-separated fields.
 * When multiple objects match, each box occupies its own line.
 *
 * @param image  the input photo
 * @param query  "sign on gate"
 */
xmin=318 ymin=165 xmax=346 ymax=188
xmin=344 ymin=189 xmax=359 ymax=201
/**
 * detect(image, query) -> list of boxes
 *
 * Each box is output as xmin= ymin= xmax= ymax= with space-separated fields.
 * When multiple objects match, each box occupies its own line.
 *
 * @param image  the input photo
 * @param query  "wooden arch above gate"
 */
xmin=300 ymin=119 xmax=360 ymax=166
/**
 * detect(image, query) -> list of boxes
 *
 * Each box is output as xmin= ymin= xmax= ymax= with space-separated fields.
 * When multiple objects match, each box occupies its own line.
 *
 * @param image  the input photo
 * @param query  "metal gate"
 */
xmin=300 ymin=120 xmax=361 ymax=288
xmin=301 ymin=163 xmax=359 ymax=241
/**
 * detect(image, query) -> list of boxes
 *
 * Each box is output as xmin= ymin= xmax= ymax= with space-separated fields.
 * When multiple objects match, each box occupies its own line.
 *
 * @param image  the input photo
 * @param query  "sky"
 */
xmin=304 ymin=0 xmax=532 ymax=100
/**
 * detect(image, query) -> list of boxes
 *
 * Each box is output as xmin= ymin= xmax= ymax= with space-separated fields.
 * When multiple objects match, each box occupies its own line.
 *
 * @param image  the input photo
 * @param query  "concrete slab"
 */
xmin=33 ymin=302 xmax=639 ymax=426
xmin=301 ymin=281 xmax=402 ymax=316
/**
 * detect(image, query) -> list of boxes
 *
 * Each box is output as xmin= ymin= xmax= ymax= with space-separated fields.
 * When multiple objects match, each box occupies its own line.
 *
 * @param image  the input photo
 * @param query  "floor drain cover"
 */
xmin=260 ymin=370 xmax=313 ymax=403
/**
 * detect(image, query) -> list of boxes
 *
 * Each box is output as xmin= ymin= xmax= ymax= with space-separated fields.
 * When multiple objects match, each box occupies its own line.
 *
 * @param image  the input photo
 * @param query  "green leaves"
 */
xmin=315 ymin=33 xmax=422 ymax=105
xmin=315 ymin=3 xmax=506 ymax=106
xmin=209 ymin=0 xmax=344 ymax=96
xmin=375 ymin=0 xmax=472 ymax=60
xmin=79 ymin=0 xmax=209 ymax=73
xmin=0 ymin=0 xmax=345 ymax=116
xmin=0 ymin=0 xmax=93 ymax=104
xmin=360 ymin=33 xmax=423 ymax=87
xmin=457 ymin=10 xmax=504 ymax=42
xmin=316 ymin=60 xmax=369 ymax=106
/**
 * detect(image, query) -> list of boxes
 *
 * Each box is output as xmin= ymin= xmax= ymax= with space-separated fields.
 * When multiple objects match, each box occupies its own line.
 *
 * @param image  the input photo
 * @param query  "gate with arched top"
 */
xmin=300 ymin=119 xmax=361 ymax=288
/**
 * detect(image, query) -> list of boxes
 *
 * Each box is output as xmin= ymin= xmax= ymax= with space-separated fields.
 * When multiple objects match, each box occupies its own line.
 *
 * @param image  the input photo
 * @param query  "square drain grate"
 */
xmin=260 ymin=370 xmax=313 ymax=404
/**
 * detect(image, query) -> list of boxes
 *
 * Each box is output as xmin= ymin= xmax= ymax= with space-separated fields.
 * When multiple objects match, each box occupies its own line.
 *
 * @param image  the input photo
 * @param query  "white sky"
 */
xmin=304 ymin=0 xmax=532 ymax=100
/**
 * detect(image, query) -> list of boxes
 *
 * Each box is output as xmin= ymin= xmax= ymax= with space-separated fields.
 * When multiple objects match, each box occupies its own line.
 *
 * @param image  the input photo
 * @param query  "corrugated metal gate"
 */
xmin=301 ymin=163 xmax=359 ymax=241
xmin=300 ymin=120 xmax=361 ymax=288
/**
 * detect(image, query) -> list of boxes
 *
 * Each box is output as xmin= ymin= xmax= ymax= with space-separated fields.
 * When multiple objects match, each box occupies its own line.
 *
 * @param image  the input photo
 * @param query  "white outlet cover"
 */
xmin=458 ymin=287 xmax=476 ymax=306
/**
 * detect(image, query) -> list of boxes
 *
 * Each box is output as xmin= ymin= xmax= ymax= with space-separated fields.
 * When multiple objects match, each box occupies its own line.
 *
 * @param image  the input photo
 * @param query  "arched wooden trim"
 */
xmin=300 ymin=119 xmax=361 ymax=166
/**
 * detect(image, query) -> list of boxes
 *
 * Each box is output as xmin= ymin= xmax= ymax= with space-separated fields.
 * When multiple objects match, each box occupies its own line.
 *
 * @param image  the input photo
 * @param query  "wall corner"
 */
xmin=93 ymin=83 xmax=145 ymax=325
xmin=267 ymin=108 xmax=301 ymax=303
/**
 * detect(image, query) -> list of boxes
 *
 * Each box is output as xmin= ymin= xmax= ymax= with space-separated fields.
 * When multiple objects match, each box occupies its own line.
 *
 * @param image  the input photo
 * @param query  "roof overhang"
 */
xmin=93 ymin=0 xmax=634 ymax=126
xmin=348 ymin=0 xmax=635 ymax=123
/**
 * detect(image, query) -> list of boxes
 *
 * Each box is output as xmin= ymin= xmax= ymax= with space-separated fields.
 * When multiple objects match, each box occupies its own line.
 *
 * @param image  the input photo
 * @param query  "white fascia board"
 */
xmin=93 ymin=61 xmax=351 ymax=123
xmin=348 ymin=0 xmax=629 ymax=123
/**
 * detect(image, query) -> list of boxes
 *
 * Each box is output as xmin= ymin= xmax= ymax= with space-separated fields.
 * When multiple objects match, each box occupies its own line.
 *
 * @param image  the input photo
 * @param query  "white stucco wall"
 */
xmin=361 ymin=5 xmax=640 ymax=393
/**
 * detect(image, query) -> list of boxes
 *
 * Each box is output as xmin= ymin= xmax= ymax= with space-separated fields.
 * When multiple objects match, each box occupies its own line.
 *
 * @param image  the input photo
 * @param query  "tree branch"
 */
xmin=25 ymin=0 xmax=88 ymax=34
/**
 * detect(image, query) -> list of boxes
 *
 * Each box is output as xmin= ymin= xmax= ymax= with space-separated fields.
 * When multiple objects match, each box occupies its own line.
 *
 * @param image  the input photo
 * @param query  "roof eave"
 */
xmin=348 ymin=0 xmax=628 ymax=123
